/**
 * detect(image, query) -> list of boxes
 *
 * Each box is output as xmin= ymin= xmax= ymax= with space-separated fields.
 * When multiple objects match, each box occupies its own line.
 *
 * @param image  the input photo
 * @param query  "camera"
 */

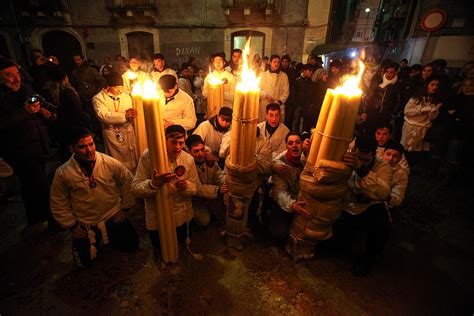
xmin=27 ymin=94 xmax=57 ymax=113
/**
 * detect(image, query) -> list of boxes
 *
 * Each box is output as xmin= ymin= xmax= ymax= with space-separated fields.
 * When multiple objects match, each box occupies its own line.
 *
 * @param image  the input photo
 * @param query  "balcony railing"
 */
xmin=222 ymin=0 xmax=273 ymax=8
xmin=106 ymin=0 xmax=156 ymax=9
xmin=34 ymin=0 xmax=69 ymax=11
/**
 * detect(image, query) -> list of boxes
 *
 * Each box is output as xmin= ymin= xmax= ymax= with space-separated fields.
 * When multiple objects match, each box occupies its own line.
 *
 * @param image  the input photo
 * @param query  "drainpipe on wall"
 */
xmin=9 ymin=0 xmax=30 ymax=66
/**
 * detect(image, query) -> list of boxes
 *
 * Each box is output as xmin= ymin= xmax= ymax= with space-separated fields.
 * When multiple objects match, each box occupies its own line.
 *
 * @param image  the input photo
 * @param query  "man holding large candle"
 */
xmin=337 ymin=136 xmax=393 ymax=276
xmin=93 ymin=72 xmax=138 ymax=172
xmin=202 ymin=52 xmax=236 ymax=109
xmin=132 ymin=125 xmax=199 ymax=249
xmin=259 ymin=55 xmax=289 ymax=123
xmin=159 ymin=75 xmax=197 ymax=131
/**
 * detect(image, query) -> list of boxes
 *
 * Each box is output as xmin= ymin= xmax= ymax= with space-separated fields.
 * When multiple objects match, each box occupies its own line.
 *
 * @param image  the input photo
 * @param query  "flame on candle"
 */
xmin=335 ymin=61 xmax=365 ymax=97
xmin=142 ymin=79 xmax=159 ymax=100
xmin=126 ymin=70 xmax=138 ymax=80
xmin=131 ymin=82 xmax=142 ymax=96
xmin=360 ymin=48 xmax=366 ymax=61
xmin=236 ymin=38 xmax=260 ymax=92
xmin=207 ymin=67 xmax=223 ymax=86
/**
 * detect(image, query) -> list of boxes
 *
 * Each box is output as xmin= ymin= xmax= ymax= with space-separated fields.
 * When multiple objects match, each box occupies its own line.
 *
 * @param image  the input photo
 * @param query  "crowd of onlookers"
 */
xmin=0 ymin=47 xmax=472 ymax=276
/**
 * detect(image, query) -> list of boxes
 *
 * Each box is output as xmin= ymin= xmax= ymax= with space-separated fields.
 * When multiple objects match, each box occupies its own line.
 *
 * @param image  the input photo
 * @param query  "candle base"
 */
xmin=224 ymin=158 xmax=259 ymax=250
xmin=286 ymin=160 xmax=351 ymax=261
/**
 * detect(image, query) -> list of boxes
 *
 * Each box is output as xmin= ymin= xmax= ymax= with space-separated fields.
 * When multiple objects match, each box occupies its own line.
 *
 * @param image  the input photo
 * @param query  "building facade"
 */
xmin=0 ymin=0 xmax=332 ymax=69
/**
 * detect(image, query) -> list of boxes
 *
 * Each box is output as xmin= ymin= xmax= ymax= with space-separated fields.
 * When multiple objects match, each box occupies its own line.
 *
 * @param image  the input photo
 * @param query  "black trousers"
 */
xmin=148 ymin=222 xmax=189 ymax=249
xmin=9 ymin=157 xmax=50 ymax=225
xmin=72 ymin=217 xmax=139 ymax=269
xmin=333 ymin=203 xmax=391 ymax=257
xmin=269 ymin=202 xmax=294 ymax=241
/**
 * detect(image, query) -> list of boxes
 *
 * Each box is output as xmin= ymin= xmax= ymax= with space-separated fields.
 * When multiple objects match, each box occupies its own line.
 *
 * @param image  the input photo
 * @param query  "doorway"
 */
xmin=231 ymin=30 xmax=265 ymax=58
xmin=126 ymin=32 xmax=154 ymax=62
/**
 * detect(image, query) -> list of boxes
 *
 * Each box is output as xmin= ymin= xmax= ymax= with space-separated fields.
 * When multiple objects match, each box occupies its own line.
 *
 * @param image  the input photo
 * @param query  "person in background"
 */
xmin=178 ymin=63 xmax=196 ymax=100
xmin=122 ymin=56 xmax=149 ymax=94
xmin=202 ymin=52 xmax=236 ymax=109
xmin=382 ymin=140 xmax=409 ymax=209
xmin=0 ymin=57 xmax=56 ymax=228
xmin=41 ymin=66 xmax=91 ymax=162
xmin=400 ymin=75 xmax=442 ymax=171
xmin=225 ymin=48 xmax=242 ymax=78
xmin=70 ymin=53 xmax=106 ymax=137
xmin=93 ymin=72 xmax=138 ymax=172
xmin=259 ymin=55 xmax=289 ymax=123
xmin=193 ymin=106 xmax=232 ymax=155
xmin=159 ymin=74 xmax=197 ymax=131
xmin=150 ymin=53 xmax=178 ymax=87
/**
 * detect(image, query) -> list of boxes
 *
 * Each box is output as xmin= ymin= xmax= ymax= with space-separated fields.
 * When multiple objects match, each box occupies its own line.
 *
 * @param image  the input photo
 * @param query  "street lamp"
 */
xmin=364 ymin=8 xmax=371 ymax=40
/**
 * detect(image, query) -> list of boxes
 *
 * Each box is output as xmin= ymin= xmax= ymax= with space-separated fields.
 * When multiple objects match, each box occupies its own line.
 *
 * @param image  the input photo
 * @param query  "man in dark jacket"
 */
xmin=361 ymin=62 xmax=404 ymax=138
xmin=70 ymin=54 xmax=106 ymax=136
xmin=294 ymin=64 xmax=318 ymax=132
xmin=0 ymin=58 xmax=54 ymax=226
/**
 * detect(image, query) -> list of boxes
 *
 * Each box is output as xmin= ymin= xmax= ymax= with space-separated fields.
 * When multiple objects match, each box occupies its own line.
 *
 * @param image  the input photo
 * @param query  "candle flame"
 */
xmin=131 ymin=82 xmax=142 ymax=96
xmin=335 ymin=61 xmax=365 ymax=97
xmin=142 ymin=79 xmax=159 ymax=100
xmin=236 ymin=37 xmax=260 ymax=92
xmin=360 ymin=48 xmax=366 ymax=61
xmin=207 ymin=70 xmax=223 ymax=86
xmin=126 ymin=70 xmax=138 ymax=80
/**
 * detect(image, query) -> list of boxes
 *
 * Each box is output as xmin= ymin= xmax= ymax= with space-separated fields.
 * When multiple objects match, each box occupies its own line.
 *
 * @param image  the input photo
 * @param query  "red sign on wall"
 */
xmin=421 ymin=9 xmax=447 ymax=32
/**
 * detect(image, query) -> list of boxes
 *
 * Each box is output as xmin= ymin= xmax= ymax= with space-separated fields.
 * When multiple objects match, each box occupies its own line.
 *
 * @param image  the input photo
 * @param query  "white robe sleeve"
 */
xmin=173 ymin=96 xmax=197 ymax=131
xmin=355 ymin=163 xmax=393 ymax=201
xmin=131 ymin=150 xmax=158 ymax=199
xmin=388 ymin=168 xmax=408 ymax=207
xmin=112 ymin=158 xmax=136 ymax=209
xmin=50 ymin=169 xmax=77 ymax=228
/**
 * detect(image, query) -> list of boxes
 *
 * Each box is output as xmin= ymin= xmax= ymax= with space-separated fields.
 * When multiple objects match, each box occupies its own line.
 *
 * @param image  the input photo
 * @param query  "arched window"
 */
xmin=42 ymin=31 xmax=82 ymax=73
xmin=231 ymin=30 xmax=265 ymax=57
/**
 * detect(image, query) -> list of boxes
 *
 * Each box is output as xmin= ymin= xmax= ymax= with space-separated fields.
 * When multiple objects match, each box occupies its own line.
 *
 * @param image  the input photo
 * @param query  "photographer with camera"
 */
xmin=0 ymin=57 xmax=56 ymax=228
xmin=41 ymin=66 xmax=92 ymax=162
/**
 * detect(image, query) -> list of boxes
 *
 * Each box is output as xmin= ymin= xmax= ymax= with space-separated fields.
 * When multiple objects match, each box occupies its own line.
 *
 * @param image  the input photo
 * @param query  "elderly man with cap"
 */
xmin=159 ymin=74 xmax=197 ymax=131
xmin=132 ymin=125 xmax=199 ymax=249
xmin=192 ymin=106 xmax=232 ymax=155
xmin=50 ymin=127 xmax=138 ymax=268
xmin=202 ymin=52 xmax=236 ymax=109
xmin=92 ymin=71 xmax=138 ymax=172
xmin=186 ymin=134 xmax=227 ymax=226
xmin=0 ymin=57 xmax=56 ymax=227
